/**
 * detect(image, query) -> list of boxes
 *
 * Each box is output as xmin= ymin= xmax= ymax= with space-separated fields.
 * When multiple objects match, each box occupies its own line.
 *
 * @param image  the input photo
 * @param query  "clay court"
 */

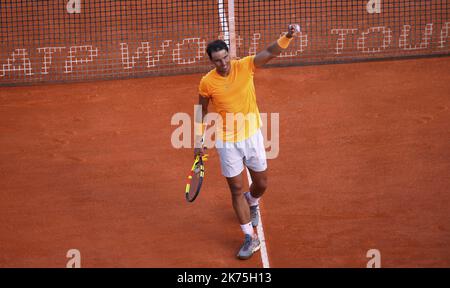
xmin=1 ymin=1 xmax=449 ymax=267
xmin=1 ymin=56 xmax=449 ymax=267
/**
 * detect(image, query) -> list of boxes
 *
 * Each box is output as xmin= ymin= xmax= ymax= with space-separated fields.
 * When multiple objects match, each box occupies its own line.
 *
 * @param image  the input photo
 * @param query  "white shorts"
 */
xmin=216 ymin=129 xmax=267 ymax=178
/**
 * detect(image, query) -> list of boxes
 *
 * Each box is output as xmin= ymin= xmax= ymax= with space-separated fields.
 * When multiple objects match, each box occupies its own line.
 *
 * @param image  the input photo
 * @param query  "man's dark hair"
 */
xmin=206 ymin=40 xmax=229 ymax=59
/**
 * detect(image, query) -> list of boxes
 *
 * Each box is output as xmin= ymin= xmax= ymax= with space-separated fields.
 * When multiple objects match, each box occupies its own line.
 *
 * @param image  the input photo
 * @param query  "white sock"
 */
xmin=244 ymin=191 xmax=260 ymax=207
xmin=240 ymin=222 xmax=254 ymax=236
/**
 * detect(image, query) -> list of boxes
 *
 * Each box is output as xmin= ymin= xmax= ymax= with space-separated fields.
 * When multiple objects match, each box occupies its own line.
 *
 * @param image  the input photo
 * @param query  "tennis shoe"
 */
xmin=237 ymin=234 xmax=260 ymax=260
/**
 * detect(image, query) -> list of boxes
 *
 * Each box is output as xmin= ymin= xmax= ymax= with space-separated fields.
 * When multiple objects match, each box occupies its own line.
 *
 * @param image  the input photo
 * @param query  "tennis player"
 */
xmin=194 ymin=25 xmax=299 ymax=260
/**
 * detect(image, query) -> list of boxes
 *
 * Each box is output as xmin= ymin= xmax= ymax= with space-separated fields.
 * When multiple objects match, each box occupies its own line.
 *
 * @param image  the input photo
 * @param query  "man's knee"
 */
xmin=252 ymin=173 xmax=267 ymax=192
xmin=253 ymin=176 xmax=268 ymax=192
xmin=229 ymin=182 xmax=244 ymax=195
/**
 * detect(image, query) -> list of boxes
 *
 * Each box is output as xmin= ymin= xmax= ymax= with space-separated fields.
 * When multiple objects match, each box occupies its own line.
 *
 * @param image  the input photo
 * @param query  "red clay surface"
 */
xmin=1 ymin=57 xmax=449 ymax=267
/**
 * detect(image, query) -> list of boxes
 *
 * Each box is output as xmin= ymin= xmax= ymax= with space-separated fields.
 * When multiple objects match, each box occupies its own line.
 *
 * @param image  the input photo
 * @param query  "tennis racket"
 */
xmin=185 ymin=128 xmax=208 ymax=202
xmin=185 ymin=154 xmax=206 ymax=202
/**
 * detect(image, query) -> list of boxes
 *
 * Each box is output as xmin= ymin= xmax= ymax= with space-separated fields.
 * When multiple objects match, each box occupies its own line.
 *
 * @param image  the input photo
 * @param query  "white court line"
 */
xmin=217 ymin=0 xmax=270 ymax=268
xmin=246 ymin=167 xmax=271 ymax=268
xmin=227 ymin=0 xmax=237 ymax=59
xmin=217 ymin=0 xmax=229 ymax=45
xmin=217 ymin=0 xmax=237 ymax=58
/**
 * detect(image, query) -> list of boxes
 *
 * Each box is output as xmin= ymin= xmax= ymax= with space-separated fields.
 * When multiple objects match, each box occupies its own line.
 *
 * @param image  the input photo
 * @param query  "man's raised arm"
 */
xmin=254 ymin=24 xmax=300 ymax=68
